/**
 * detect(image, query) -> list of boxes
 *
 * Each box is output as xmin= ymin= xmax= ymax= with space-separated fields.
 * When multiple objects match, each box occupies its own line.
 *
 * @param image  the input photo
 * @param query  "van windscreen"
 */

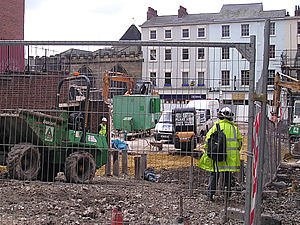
xmin=159 ymin=112 xmax=172 ymax=123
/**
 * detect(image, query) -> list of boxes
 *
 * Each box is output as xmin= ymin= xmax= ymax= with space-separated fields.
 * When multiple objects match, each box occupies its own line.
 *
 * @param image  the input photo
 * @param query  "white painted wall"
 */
xmin=141 ymin=16 xmax=300 ymax=101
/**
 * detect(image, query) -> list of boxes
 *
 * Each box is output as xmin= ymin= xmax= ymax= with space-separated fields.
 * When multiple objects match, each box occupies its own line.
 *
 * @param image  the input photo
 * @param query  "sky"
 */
xmin=25 ymin=0 xmax=300 ymax=41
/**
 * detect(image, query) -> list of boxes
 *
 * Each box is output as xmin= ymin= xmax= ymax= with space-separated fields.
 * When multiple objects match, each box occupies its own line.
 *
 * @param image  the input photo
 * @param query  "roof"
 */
xmin=140 ymin=3 xmax=287 ymax=27
xmin=60 ymin=48 xmax=91 ymax=56
xmin=120 ymin=24 xmax=141 ymax=40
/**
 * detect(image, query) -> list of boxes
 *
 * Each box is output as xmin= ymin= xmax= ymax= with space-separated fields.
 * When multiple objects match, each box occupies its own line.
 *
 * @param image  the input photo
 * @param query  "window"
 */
xmin=222 ymin=25 xmax=230 ymax=37
xmin=165 ymin=49 xmax=171 ymax=60
xmin=268 ymin=70 xmax=275 ymax=85
xmin=222 ymin=47 xmax=230 ymax=60
xmin=198 ymin=72 xmax=204 ymax=86
xmin=182 ymin=48 xmax=189 ymax=60
xmin=165 ymin=72 xmax=171 ymax=86
xmin=198 ymin=27 xmax=205 ymax=38
xmin=150 ymin=49 xmax=156 ymax=61
xmin=182 ymin=72 xmax=189 ymax=86
xmin=233 ymin=100 xmax=245 ymax=105
xmin=223 ymin=100 xmax=232 ymax=105
xmin=270 ymin=22 xmax=275 ymax=35
xmin=241 ymin=70 xmax=250 ymax=86
xmin=182 ymin=28 xmax=189 ymax=38
xmin=269 ymin=45 xmax=275 ymax=59
xmin=150 ymin=30 xmax=156 ymax=39
xmin=150 ymin=72 xmax=156 ymax=86
xmin=298 ymin=22 xmax=300 ymax=35
xmin=241 ymin=24 xmax=249 ymax=37
xmin=165 ymin=29 xmax=172 ymax=39
xmin=221 ymin=70 xmax=230 ymax=86
xmin=197 ymin=48 xmax=205 ymax=60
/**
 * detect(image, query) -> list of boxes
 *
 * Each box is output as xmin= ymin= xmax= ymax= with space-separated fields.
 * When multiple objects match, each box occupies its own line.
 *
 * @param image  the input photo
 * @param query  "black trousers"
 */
xmin=208 ymin=171 xmax=232 ymax=197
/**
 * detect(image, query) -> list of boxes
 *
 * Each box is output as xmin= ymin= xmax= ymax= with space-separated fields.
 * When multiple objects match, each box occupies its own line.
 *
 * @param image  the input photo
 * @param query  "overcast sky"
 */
xmin=25 ymin=0 xmax=300 ymax=41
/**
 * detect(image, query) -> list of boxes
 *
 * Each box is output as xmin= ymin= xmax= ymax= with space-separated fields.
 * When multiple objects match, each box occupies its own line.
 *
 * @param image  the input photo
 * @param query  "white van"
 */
xmin=187 ymin=100 xmax=220 ymax=136
xmin=154 ymin=110 xmax=173 ymax=141
xmin=154 ymin=103 xmax=185 ymax=142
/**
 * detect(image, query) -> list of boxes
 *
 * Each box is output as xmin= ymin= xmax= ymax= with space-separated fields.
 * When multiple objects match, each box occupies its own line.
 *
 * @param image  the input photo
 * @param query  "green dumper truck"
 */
xmin=0 ymin=75 xmax=108 ymax=183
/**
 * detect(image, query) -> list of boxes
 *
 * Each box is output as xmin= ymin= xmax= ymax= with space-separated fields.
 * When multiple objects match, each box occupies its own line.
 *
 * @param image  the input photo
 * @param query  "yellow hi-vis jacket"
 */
xmin=99 ymin=123 xmax=107 ymax=136
xmin=198 ymin=119 xmax=242 ymax=172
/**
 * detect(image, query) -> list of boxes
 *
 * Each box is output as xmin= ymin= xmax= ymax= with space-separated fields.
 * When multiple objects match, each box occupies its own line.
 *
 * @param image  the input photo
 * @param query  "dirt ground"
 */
xmin=0 ymin=162 xmax=299 ymax=225
xmin=0 ymin=127 xmax=299 ymax=225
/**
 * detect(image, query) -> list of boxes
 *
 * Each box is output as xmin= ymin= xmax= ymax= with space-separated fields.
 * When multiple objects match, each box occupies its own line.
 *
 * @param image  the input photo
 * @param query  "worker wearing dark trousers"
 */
xmin=208 ymin=171 xmax=232 ymax=199
xmin=198 ymin=107 xmax=242 ymax=201
xmin=98 ymin=117 xmax=108 ymax=137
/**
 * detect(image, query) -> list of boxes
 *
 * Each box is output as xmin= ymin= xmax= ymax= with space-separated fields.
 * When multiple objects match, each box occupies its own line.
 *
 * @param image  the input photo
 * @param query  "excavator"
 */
xmin=271 ymin=72 xmax=300 ymax=156
xmin=102 ymin=71 xmax=156 ymax=102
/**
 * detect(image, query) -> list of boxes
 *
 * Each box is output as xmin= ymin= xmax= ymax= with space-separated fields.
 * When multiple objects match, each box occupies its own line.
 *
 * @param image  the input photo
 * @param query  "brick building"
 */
xmin=0 ymin=0 xmax=25 ymax=73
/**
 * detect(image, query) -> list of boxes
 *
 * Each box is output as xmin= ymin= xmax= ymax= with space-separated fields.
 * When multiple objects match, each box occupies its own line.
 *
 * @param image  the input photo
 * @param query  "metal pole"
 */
xmin=27 ymin=45 xmax=30 ymax=73
xmin=254 ymin=19 xmax=270 ymax=225
xmin=244 ymin=35 xmax=256 ymax=225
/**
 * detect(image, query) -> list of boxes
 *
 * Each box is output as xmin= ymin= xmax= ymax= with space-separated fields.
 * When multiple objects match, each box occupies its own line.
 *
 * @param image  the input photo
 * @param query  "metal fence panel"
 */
xmin=0 ymin=40 xmax=289 ymax=224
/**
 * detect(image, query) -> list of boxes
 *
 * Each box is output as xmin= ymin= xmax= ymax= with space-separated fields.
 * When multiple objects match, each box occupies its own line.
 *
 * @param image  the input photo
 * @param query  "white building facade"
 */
xmin=140 ymin=3 xmax=300 ymax=105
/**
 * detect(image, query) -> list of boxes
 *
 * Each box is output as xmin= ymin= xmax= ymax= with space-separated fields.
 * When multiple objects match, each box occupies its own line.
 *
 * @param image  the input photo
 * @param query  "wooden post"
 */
xmin=122 ymin=150 xmax=128 ymax=175
xmin=112 ymin=150 xmax=119 ymax=177
xmin=140 ymin=154 xmax=147 ymax=179
xmin=105 ymin=150 xmax=112 ymax=176
xmin=179 ymin=196 xmax=183 ymax=218
xmin=239 ymin=159 xmax=244 ymax=183
xmin=222 ymin=187 xmax=228 ymax=223
xmin=134 ymin=157 xmax=141 ymax=179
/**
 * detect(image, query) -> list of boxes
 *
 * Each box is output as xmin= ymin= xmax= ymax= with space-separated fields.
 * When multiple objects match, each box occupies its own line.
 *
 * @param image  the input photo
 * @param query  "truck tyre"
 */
xmin=65 ymin=151 xmax=96 ymax=183
xmin=6 ymin=143 xmax=41 ymax=180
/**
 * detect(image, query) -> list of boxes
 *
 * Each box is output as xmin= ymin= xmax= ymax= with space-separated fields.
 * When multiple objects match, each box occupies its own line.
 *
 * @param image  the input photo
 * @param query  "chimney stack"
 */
xmin=147 ymin=7 xmax=158 ymax=20
xmin=178 ymin=6 xmax=188 ymax=18
xmin=295 ymin=5 xmax=300 ymax=16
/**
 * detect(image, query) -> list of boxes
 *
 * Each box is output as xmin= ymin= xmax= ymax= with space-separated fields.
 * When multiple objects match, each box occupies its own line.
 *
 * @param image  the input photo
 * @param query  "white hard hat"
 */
xmin=102 ymin=117 xmax=107 ymax=122
xmin=218 ymin=107 xmax=234 ymax=118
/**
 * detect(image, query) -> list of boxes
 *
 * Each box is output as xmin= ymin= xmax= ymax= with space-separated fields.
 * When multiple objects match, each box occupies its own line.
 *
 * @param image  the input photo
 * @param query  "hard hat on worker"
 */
xmin=102 ymin=117 xmax=107 ymax=122
xmin=218 ymin=107 xmax=234 ymax=120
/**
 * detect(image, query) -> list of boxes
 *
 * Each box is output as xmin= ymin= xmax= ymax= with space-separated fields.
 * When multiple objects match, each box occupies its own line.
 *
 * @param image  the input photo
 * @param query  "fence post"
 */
xmin=105 ymin=150 xmax=112 ymax=176
xmin=244 ymin=35 xmax=257 ymax=225
xmin=134 ymin=157 xmax=141 ymax=179
xmin=141 ymin=154 xmax=147 ymax=179
xmin=254 ymin=19 xmax=270 ymax=225
xmin=189 ymin=151 xmax=194 ymax=196
xmin=239 ymin=160 xmax=244 ymax=183
xmin=113 ymin=150 xmax=119 ymax=177
xmin=122 ymin=150 xmax=128 ymax=175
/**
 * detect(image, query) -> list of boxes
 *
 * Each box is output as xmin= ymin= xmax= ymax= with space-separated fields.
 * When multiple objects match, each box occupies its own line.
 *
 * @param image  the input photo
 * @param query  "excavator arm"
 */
xmin=102 ymin=71 xmax=135 ymax=102
xmin=272 ymin=72 xmax=300 ymax=121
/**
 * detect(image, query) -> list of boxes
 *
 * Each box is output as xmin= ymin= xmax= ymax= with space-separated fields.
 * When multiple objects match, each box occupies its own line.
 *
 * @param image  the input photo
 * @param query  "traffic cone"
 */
xmin=111 ymin=206 xmax=124 ymax=225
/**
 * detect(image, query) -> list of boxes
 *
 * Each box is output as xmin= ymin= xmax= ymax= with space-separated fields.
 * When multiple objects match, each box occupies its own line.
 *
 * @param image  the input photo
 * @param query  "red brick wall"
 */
xmin=0 ymin=74 xmax=67 ymax=110
xmin=0 ymin=74 xmax=110 ymax=134
xmin=0 ymin=0 xmax=25 ymax=72
xmin=0 ymin=0 xmax=25 ymax=40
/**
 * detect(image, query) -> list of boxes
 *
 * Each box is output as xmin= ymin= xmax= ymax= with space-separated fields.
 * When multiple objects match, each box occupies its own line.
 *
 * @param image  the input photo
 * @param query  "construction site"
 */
xmin=0 ymin=2 xmax=300 ymax=225
xmin=0 ymin=37 xmax=298 ymax=225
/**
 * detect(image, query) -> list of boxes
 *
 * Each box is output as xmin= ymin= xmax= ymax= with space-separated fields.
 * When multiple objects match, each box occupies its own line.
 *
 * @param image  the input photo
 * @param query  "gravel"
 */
xmin=0 ymin=165 xmax=298 ymax=224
